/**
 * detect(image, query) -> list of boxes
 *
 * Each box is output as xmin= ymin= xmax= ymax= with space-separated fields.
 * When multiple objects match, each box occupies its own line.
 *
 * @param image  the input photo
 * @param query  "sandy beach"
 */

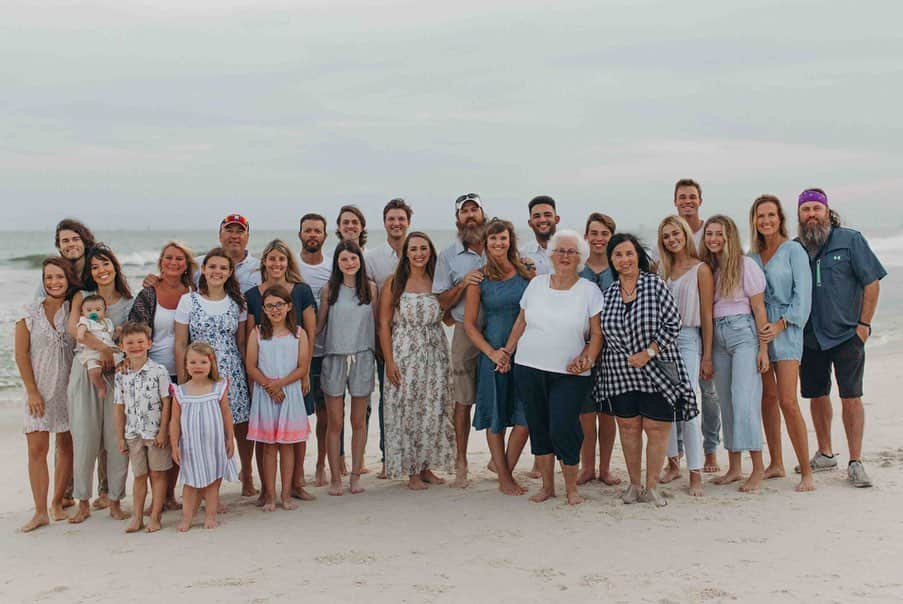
xmin=1 ymin=341 xmax=901 ymax=604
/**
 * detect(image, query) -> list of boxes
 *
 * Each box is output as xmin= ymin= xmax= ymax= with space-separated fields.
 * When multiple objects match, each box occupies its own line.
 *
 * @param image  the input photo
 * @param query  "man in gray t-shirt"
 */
xmin=433 ymin=193 xmax=486 ymax=487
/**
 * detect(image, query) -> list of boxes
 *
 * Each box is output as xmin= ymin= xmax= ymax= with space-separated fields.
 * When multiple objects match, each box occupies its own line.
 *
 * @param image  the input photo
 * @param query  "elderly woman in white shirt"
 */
xmin=504 ymin=229 xmax=604 ymax=505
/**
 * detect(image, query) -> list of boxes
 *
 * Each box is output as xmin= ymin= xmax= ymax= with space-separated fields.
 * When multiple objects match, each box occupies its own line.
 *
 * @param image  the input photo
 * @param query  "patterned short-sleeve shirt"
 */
xmin=114 ymin=359 xmax=172 ymax=439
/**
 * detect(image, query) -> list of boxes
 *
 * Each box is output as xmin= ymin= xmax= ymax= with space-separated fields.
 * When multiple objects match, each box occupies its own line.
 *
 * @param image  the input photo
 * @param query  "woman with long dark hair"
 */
xmin=463 ymin=219 xmax=532 ymax=495
xmin=379 ymin=232 xmax=456 ymax=489
xmin=174 ymin=247 xmax=253 ymax=496
xmin=66 ymin=244 xmax=134 ymax=523
xmin=17 ymin=257 xmax=77 ymax=531
xmin=317 ymin=240 xmax=378 ymax=495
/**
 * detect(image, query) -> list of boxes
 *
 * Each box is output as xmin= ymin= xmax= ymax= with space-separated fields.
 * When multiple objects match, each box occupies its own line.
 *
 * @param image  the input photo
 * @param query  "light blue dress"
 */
xmin=750 ymin=240 xmax=812 ymax=362
xmin=172 ymin=380 xmax=239 ymax=488
xmin=472 ymin=275 xmax=529 ymax=433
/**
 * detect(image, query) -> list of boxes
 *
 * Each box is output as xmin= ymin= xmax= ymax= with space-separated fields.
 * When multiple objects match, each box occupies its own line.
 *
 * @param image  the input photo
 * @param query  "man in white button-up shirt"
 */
xmin=521 ymin=195 xmax=560 ymax=276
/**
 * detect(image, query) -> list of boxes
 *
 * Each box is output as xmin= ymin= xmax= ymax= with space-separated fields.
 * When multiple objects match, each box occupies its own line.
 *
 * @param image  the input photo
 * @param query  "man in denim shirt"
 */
xmin=796 ymin=188 xmax=886 ymax=487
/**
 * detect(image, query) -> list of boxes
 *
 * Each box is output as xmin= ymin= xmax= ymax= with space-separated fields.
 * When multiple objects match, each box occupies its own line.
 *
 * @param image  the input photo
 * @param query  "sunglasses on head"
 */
xmin=456 ymin=193 xmax=481 ymax=204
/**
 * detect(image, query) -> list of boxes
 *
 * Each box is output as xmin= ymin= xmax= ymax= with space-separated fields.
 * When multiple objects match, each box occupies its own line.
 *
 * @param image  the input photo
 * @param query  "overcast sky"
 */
xmin=2 ymin=0 xmax=902 ymax=232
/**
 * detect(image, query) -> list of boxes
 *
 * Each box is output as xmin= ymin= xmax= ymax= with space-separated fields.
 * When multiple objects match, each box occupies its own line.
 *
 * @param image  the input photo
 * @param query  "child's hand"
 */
xmin=225 ymin=436 xmax=235 ymax=458
xmin=118 ymin=438 xmax=128 ymax=455
xmin=154 ymin=432 xmax=168 ymax=448
xmin=172 ymin=445 xmax=181 ymax=465
xmin=273 ymin=388 xmax=286 ymax=404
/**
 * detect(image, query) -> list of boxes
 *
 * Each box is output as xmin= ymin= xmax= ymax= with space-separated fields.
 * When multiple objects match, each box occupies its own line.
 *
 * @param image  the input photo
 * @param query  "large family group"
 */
xmin=16 ymin=179 xmax=886 ymax=533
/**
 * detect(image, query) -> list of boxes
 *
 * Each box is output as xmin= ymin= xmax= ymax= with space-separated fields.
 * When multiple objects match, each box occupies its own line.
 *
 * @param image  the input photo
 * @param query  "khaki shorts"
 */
xmin=451 ymin=323 xmax=479 ymax=406
xmin=127 ymin=438 xmax=173 ymax=476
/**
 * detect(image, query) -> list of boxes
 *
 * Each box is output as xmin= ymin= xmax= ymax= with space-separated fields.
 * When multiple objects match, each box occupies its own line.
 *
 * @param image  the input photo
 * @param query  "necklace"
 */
xmin=620 ymin=281 xmax=638 ymax=300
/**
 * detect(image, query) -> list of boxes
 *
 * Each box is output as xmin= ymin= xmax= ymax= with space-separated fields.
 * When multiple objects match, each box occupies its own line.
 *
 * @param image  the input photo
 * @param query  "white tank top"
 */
xmin=666 ymin=263 xmax=701 ymax=328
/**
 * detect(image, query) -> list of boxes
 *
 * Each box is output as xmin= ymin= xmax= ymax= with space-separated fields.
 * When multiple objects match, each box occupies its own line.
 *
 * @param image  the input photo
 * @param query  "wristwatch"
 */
xmin=646 ymin=347 xmax=657 ymax=358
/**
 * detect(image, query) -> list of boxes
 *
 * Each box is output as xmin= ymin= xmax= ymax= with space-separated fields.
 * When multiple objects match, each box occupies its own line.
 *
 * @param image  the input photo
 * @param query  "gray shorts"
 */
xmin=321 ymin=351 xmax=376 ymax=398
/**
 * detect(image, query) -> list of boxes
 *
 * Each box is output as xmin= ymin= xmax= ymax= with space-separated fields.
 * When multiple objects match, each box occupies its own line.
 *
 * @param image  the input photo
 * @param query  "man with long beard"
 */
xmin=522 ymin=195 xmax=559 ymax=275
xmin=433 ymin=193 xmax=487 ymax=487
xmin=796 ymin=188 xmax=886 ymax=487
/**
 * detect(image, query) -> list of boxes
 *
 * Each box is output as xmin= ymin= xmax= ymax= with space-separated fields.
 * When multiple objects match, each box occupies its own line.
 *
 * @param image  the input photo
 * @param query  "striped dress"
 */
xmin=171 ymin=380 xmax=239 ymax=488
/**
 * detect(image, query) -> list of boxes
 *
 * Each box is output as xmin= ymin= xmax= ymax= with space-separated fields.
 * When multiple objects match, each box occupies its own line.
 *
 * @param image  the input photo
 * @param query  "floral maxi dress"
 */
xmin=383 ymin=293 xmax=457 ymax=480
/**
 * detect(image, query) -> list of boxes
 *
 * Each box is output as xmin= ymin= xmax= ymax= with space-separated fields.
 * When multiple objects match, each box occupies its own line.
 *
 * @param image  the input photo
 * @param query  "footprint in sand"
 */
xmin=314 ymin=550 xmax=377 ymax=566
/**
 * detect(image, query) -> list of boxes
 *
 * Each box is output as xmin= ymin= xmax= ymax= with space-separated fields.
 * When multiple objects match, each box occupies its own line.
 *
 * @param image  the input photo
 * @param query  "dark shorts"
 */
xmin=800 ymin=335 xmax=865 ymax=399
xmin=608 ymin=391 xmax=675 ymax=422
xmin=579 ymin=395 xmax=598 ymax=414
xmin=304 ymin=356 xmax=327 ymax=415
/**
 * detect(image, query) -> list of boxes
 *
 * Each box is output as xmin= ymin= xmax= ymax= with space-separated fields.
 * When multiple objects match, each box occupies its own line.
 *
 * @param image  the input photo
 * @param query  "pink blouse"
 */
xmin=713 ymin=256 xmax=766 ymax=318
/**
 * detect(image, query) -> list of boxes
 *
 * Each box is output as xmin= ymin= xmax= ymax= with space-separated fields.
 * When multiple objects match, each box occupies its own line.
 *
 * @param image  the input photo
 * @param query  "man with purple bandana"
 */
xmin=796 ymin=188 xmax=886 ymax=487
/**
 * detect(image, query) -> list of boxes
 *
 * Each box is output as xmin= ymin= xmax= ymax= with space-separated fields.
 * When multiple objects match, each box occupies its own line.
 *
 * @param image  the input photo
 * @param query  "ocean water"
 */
xmin=2 ymin=226 xmax=900 ymax=395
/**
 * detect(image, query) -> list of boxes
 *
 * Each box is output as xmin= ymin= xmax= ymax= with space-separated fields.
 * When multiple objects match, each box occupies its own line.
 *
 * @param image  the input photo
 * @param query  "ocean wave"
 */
xmin=869 ymin=232 xmax=903 ymax=267
xmin=4 ymin=250 xmax=162 ymax=270
xmin=6 ymin=253 xmax=48 ymax=268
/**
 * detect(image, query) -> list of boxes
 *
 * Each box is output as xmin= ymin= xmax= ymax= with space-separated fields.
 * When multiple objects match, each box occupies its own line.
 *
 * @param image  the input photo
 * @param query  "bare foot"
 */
xmin=315 ymin=465 xmax=328 ymax=487
xmin=281 ymin=497 xmax=299 ymax=510
xmin=566 ymin=492 xmax=584 ymax=506
xmin=598 ymin=471 xmax=622 ymax=486
xmin=407 ymin=476 xmax=428 ymax=490
xmin=795 ymin=474 xmax=816 ymax=492
xmin=498 ymin=479 xmax=526 ymax=496
xmin=68 ymin=502 xmax=91 ymax=524
xmin=20 ymin=513 xmax=49 ymax=533
xmin=349 ymin=473 xmax=365 ymax=494
xmin=712 ymin=471 xmax=743 ymax=485
xmin=529 ymin=488 xmax=555 ymax=503
xmin=688 ymin=471 xmax=704 ymax=497
xmin=359 ymin=465 xmax=372 ymax=475
xmin=377 ymin=463 xmax=387 ymax=479
xmin=255 ymin=493 xmax=266 ymax=508
xmin=328 ymin=482 xmax=344 ymax=496
xmin=62 ymin=498 xmax=75 ymax=509
xmin=125 ymin=516 xmax=144 ymax=533
xmin=203 ymin=517 xmax=219 ymax=529
xmin=146 ymin=516 xmax=162 ymax=533
xmin=92 ymin=494 xmax=111 ymax=510
xmin=739 ymin=469 xmax=765 ymax=492
xmin=703 ymin=453 xmax=720 ymax=473
xmin=217 ymin=503 xmax=229 ymax=514
xmin=177 ymin=519 xmax=192 ymax=532
xmin=525 ymin=464 xmax=542 ymax=479
xmin=109 ymin=503 xmax=131 ymax=520
xmin=764 ymin=464 xmax=786 ymax=479
xmin=659 ymin=459 xmax=682 ymax=484
xmin=50 ymin=504 xmax=68 ymax=521
xmin=164 ymin=497 xmax=182 ymax=511
xmin=242 ymin=480 xmax=259 ymax=497
xmin=291 ymin=487 xmax=316 ymax=501
xmin=487 ymin=459 xmax=498 ymax=474
xmin=262 ymin=500 xmax=276 ymax=512
xmin=420 ymin=469 xmax=446 ymax=485
xmin=576 ymin=467 xmax=596 ymax=485
xmin=450 ymin=463 xmax=469 ymax=488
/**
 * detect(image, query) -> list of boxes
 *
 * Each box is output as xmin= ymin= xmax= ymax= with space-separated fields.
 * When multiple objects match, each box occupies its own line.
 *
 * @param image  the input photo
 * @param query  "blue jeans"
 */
xmin=700 ymin=376 xmax=720 ymax=454
xmin=667 ymin=328 xmax=704 ymax=470
xmin=712 ymin=314 xmax=763 ymax=452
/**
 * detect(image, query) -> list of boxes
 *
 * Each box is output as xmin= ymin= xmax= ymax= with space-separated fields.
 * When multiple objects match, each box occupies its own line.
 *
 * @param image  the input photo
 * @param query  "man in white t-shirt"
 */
xmin=297 ymin=212 xmax=336 ymax=487
xmin=364 ymin=198 xmax=413 ymax=477
xmin=521 ymin=195 xmax=559 ymax=276
xmin=669 ymin=178 xmax=721 ymax=475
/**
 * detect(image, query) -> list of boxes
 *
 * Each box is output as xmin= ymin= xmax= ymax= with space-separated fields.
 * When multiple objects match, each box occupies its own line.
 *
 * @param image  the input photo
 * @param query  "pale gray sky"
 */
xmin=2 ymin=0 xmax=902 ymax=232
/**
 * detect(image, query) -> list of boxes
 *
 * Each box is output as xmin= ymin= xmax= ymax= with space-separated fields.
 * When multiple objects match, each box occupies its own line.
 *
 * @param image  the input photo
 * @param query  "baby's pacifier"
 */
xmin=88 ymin=312 xmax=99 ymax=321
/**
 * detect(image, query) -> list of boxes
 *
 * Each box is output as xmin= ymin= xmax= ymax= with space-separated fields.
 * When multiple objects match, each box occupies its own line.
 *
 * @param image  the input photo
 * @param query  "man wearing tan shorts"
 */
xmin=433 ymin=193 xmax=486 ymax=487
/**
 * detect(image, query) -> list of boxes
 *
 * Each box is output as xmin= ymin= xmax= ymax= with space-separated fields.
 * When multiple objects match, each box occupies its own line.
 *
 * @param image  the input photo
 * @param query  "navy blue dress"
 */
xmin=472 ymin=274 xmax=529 ymax=433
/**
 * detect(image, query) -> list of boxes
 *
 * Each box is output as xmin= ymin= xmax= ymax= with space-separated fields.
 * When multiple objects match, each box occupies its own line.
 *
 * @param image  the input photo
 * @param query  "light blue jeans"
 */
xmin=667 ymin=328 xmax=704 ymax=471
xmin=700 ymin=376 xmax=720 ymax=454
xmin=712 ymin=314 xmax=763 ymax=452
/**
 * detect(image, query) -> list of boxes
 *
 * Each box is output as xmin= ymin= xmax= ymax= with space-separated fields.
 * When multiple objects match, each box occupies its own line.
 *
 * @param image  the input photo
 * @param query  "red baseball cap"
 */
xmin=220 ymin=213 xmax=250 ymax=231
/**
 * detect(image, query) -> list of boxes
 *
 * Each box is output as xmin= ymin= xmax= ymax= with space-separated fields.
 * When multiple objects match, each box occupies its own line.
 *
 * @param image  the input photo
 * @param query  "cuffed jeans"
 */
xmin=712 ymin=314 xmax=763 ymax=453
xmin=667 ymin=328 xmax=704 ymax=471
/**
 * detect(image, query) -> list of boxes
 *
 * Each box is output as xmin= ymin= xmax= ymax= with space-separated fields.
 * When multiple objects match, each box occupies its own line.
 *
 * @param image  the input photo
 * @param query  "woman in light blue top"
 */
xmin=749 ymin=195 xmax=814 ymax=492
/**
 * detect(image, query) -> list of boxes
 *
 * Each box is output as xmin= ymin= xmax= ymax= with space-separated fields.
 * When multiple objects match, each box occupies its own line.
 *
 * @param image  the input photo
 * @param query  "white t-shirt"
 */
xmin=174 ymin=293 xmax=248 ymax=324
xmin=299 ymin=254 xmax=332 ymax=357
xmin=515 ymin=275 xmax=604 ymax=375
xmin=149 ymin=304 xmax=177 ymax=376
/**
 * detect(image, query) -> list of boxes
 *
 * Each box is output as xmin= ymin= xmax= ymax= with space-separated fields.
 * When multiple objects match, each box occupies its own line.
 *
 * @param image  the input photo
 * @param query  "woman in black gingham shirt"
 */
xmin=591 ymin=234 xmax=699 ymax=507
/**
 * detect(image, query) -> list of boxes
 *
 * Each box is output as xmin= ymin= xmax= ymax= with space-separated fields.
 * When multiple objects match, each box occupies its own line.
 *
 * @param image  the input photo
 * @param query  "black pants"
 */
xmin=514 ymin=364 xmax=588 ymax=466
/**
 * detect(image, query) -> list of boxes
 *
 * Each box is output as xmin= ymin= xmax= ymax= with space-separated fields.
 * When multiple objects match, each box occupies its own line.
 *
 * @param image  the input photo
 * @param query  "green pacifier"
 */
xmin=88 ymin=312 xmax=100 ymax=321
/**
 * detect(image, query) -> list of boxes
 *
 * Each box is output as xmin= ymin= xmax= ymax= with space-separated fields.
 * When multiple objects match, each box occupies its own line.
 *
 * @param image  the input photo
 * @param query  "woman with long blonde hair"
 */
xmin=656 ymin=216 xmax=714 ymax=496
xmin=700 ymin=215 xmax=770 ymax=492
xmin=748 ymin=195 xmax=814 ymax=492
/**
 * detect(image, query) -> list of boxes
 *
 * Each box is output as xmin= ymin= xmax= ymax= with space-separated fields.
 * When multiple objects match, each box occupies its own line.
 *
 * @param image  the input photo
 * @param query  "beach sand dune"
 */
xmin=2 ymin=348 xmax=902 ymax=603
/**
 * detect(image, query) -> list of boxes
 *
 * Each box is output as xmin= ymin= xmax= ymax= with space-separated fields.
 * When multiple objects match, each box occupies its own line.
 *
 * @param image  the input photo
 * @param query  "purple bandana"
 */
xmin=798 ymin=189 xmax=828 ymax=207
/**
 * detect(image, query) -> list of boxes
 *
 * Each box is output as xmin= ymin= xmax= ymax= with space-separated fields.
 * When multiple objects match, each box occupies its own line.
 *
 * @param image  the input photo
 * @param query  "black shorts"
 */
xmin=304 ymin=356 xmax=327 ymax=415
xmin=608 ymin=391 xmax=675 ymax=422
xmin=800 ymin=335 xmax=865 ymax=399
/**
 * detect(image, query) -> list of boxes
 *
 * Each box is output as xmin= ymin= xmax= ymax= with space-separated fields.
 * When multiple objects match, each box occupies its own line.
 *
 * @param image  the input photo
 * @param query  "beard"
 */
xmin=534 ymin=225 xmax=556 ymax=243
xmin=798 ymin=217 xmax=831 ymax=255
xmin=457 ymin=220 xmax=486 ymax=247
xmin=303 ymin=240 xmax=323 ymax=254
